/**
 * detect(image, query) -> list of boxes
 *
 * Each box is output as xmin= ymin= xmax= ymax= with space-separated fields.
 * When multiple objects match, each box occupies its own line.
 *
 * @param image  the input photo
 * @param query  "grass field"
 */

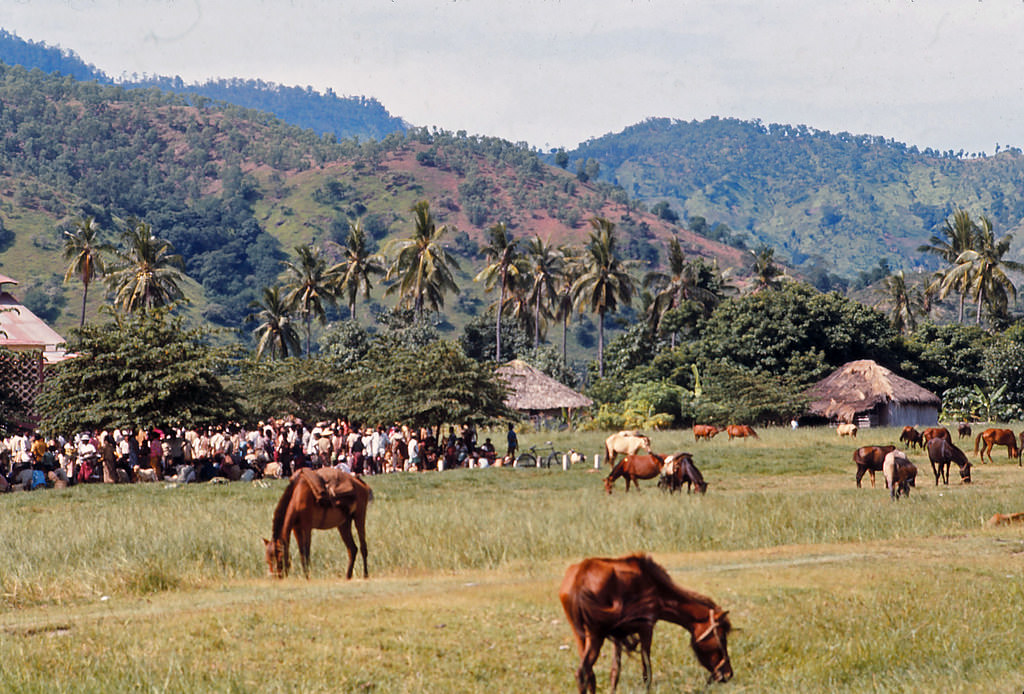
xmin=1 ymin=426 xmax=1023 ymax=692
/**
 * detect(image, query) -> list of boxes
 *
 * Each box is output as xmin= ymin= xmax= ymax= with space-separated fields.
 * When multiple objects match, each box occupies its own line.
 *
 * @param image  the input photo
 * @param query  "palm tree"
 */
xmin=473 ymin=222 xmax=524 ymax=362
xmin=919 ymin=209 xmax=978 ymax=323
xmin=524 ymin=235 xmax=564 ymax=349
xmin=105 ymin=219 xmax=185 ymax=313
xmin=331 ymin=219 xmax=385 ymax=322
xmin=247 ymin=286 xmax=302 ymax=360
xmin=283 ymin=244 xmax=338 ymax=356
xmin=750 ymin=245 xmax=784 ymax=292
xmin=384 ymin=200 xmax=460 ymax=318
xmin=643 ymin=237 xmax=721 ymax=346
xmin=877 ymin=270 xmax=925 ymax=334
xmin=571 ymin=217 xmax=637 ymax=378
xmin=946 ymin=216 xmax=1023 ymax=326
xmin=553 ymin=246 xmax=582 ymax=363
xmin=62 ymin=216 xmax=110 ymax=328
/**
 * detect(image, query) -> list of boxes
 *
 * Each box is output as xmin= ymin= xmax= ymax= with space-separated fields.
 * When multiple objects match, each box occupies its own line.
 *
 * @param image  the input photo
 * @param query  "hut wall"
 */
xmin=878 ymin=402 xmax=938 ymax=428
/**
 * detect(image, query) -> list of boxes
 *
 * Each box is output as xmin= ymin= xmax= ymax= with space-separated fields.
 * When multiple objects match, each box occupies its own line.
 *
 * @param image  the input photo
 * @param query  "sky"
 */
xmin=2 ymin=1 xmax=1024 ymax=154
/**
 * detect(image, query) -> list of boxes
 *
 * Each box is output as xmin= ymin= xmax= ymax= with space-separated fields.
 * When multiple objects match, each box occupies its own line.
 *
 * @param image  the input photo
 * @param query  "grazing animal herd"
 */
xmin=262 ymin=420 xmax=1024 ymax=691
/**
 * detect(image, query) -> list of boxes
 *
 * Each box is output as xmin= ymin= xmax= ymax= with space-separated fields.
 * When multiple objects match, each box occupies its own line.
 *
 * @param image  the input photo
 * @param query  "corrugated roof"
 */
xmin=0 ymin=291 xmax=69 ymax=363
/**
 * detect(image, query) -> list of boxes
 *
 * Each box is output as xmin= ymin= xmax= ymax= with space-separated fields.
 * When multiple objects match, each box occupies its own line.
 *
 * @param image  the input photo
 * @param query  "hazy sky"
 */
xmin=3 ymin=1 xmax=1024 ymax=154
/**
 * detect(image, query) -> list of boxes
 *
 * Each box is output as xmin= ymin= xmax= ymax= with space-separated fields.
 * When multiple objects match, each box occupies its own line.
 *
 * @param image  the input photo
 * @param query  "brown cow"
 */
xmin=920 ymin=427 xmax=951 ymax=443
xmin=974 ymin=428 xmax=1020 ymax=464
xmin=725 ymin=424 xmax=757 ymax=440
xmin=693 ymin=424 xmax=720 ymax=442
xmin=853 ymin=445 xmax=896 ymax=488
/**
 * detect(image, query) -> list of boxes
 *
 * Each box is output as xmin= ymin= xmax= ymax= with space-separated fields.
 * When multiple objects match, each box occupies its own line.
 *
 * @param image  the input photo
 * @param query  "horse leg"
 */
xmin=294 ymin=523 xmax=312 ymax=579
xmin=338 ymin=520 xmax=358 ymax=579
xmin=931 ymin=461 xmax=940 ymax=486
xmin=638 ymin=627 xmax=654 ymax=691
xmin=609 ymin=639 xmax=622 ymax=694
xmin=868 ymin=469 xmax=876 ymax=488
xmin=354 ymin=506 xmax=369 ymax=578
xmin=576 ymin=635 xmax=602 ymax=694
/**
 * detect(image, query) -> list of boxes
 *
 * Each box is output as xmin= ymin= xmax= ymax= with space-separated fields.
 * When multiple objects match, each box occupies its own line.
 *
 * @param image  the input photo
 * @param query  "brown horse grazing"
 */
xmin=658 ymin=453 xmax=707 ymax=494
xmin=605 ymin=453 xmax=665 ymax=494
xmin=957 ymin=422 xmax=972 ymax=440
xmin=974 ymin=428 xmax=1020 ymax=464
xmin=263 ymin=468 xmax=372 ymax=579
xmin=883 ymin=450 xmax=916 ymax=500
xmin=692 ymin=424 xmax=720 ymax=442
xmin=899 ymin=426 xmax=923 ymax=450
xmin=604 ymin=430 xmax=652 ymax=467
xmin=986 ymin=512 xmax=1024 ymax=527
xmin=921 ymin=427 xmax=951 ymax=443
xmin=853 ymin=445 xmax=896 ymax=488
xmin=926 ymin=437 xmax=972 ymax=485
xmin=726 ymin=424 xmax=757 ymax=440
xmin=559 ymin=554 xmax=732 ymax=693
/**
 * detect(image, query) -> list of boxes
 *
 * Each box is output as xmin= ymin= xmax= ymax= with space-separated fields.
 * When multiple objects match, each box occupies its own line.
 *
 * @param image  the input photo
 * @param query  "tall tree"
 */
xmin=571 ymin=217 xmax=637 ymax=378
xmin=282 ymin=244 xmax=338 ymax=356
xmin=553 ymin=246 xmax=582 ymax=364
xmin=62 ymin=216 xmax=110 ymax=328
xmin=247 ymin=285 xmax=302 ymax=360
xmin=473 ymin=222 xmax=524 ymax=362
xmin=919 ymin=209 xmax=978 ymax=323
xmin=524 ymin=235 xmax=564 ymax=349
xmin=750 ymin=245 xmax=784 ymax=292
xmin=105 ymin=219 xmax=185 ymax=313
xmin=877 ymin=270 xmax=925 ymax=334
xmin=643 ymin=237 xmax=721 ymax=346
xmin=946 ymin=216 xmax=1023 ymax=326
xmin=331 ymin=219 xmax=385 ymax=322
xmin=384 ymin=201 xmax=460 ymax=318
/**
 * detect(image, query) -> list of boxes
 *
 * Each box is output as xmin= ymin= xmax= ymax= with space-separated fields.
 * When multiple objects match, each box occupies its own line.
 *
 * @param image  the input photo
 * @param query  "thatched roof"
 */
xmin=805 ymin=359 xmax=940 ymax=422
xmin=496 ymin=359 xmax=593 ymax=413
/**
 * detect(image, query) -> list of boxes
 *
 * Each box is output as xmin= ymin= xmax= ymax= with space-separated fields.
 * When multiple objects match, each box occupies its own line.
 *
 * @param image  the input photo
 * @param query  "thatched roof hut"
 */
xmin=496 ymin=359 xmax=593 ymax=416
xmin=804 ymin=359 xmax=940 ymax=428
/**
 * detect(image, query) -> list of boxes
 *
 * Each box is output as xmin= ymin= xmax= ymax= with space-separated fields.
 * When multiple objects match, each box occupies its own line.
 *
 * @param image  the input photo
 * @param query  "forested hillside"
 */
xmin=0 ymin=63 xmax=745 ymax=345
xmin=0 ymin=30 xmax=406 ymax=143
xmin=562 ymin=117 xmax=1024 ymax=278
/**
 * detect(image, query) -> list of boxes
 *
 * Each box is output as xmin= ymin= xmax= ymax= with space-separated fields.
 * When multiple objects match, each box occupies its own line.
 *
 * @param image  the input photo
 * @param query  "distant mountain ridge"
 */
xmin=0 ymin=29 xmax=407 ymax=143
xmin=561 ymin=117 xmax=1024 ymax=278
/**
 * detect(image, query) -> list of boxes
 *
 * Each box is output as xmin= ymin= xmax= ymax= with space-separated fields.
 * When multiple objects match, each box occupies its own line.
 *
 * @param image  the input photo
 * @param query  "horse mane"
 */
xmin=632 ymin=554 xmax=718 ymax=612
xmin=271 ymin=474 xmax=298 ymax=541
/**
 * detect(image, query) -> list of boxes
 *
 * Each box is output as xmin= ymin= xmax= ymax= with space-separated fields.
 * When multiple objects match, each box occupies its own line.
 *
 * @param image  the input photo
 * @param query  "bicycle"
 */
xmin=514 ymin=441 xmax=563 ymax=468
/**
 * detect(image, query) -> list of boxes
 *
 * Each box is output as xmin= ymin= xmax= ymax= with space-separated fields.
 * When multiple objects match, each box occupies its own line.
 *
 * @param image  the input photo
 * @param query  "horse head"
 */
xmin=263 ymin=537 xmax=286 ymax=578
xmin=692 ymin=608 xmax=732 ymax=682
xmin=959 ymin=462 xmax=972 ymax=483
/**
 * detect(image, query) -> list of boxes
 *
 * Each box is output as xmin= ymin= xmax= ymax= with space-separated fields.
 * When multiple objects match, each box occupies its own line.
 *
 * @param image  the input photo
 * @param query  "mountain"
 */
xmin=560 ymin=117 xmax=1024 ymax=279
xmin=0 ymin=29 xmax=406 ymax=143
xmin=0 ymin=62 xmax=745 ymax=350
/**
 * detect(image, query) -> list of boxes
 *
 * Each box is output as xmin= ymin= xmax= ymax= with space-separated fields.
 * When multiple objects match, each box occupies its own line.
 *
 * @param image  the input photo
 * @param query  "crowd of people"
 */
xmin=0 ymin=418 xmax=520 ymax=492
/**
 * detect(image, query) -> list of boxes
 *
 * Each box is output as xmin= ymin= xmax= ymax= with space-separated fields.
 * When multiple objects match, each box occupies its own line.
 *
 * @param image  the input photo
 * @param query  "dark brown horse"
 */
xmin=898 ymin=426 xmax=923 ymax=450
xmin=853 ymin=445 xmax=896 ymax=488
xmin=658 ymin=453 xmax=707 ymax=494
xmin=974 ymin=428 xmax=1020 ymax=464
xmin=559 ymin=554 xmax=732 ymax=693
xmin=692 ymin=425 xmax=720 ymax=442
xmin=921 ymin=427 xmax=951 ymax=443
xmin=926 ymin=437 xmax=972 ymax=485
xmin=263 ymin=467 xmax=372 ymax=579
xmin=726 ymin=424 xmax=757 ymax=440
xmin=605 ymin=453 xmax=665 ymax=494
xmin=957 ymin=422 xmax=972 ymax=440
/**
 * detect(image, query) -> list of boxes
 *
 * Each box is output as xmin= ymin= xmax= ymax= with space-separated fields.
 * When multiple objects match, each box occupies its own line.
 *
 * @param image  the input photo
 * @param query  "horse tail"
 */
xmin=271 ymin=474 xmax=299 ymax=541
xmin=973 ymin=432 xmax=983 ymax=454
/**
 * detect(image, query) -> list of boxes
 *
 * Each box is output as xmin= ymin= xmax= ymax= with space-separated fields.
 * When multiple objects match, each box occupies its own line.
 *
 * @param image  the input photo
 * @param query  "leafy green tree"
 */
xmin=920 ymin=209 xmax=979 ymax=323
xmin=982 ymin=323 xmax=1024 ymax=410
xmin=643 ymin=237 xmax=721 ymax=345
xmin=247 ymin=285 xmax=301 ymax=360
xmin=331 ymin=219 xmax=385 ymax=322
xmin=473 ymin=222 xmax=524 ymax=362
xmin=283 ymin=244 xmax=339 ymax=355
xmin=899 ymin=322 xmax=990 ymax=395
xmin=62 ymin=216 xmax=110 ymax=328
xmin=572 ymin=217 xmax=637 ymax=378
xmin=750 ymin=245 xmax=784 ymax=292
xmin=385 ymin=201 xmax=460 ymax=318
xmin=318 ymin=320 xmax=373 ymax=369
xmin=234 ymin=356 xmax=340 ymax=424
xmin=35 ymin=307 xmax=240 ymax=433
xmin=105 ymin=219 xmax=186 ymax=313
